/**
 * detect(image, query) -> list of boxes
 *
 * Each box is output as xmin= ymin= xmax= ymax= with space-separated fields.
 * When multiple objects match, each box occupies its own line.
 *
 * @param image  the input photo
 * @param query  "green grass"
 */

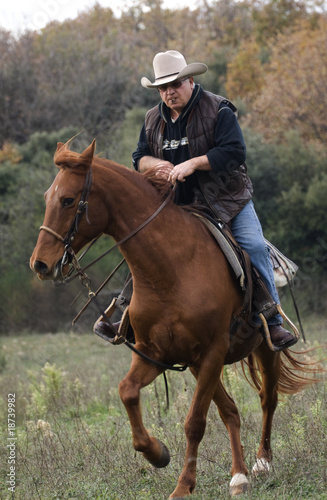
xmin=0 ymin=317 xmax=326 ymax=499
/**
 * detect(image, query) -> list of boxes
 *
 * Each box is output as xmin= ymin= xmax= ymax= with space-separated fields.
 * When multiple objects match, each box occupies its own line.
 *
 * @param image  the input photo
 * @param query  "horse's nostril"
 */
xmin=33 ymin=260 xmax=49 ymax=275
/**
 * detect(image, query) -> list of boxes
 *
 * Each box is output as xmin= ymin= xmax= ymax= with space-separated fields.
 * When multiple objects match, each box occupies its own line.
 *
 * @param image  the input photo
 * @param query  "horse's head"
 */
xmin=30 ymin=139 xmax=103 ymax=281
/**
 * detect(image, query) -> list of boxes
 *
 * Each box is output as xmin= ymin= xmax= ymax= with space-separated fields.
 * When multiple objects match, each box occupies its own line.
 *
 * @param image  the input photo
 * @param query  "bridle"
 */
xmin=40 ymin=165 xmax=175 ymax=283
xmin=40 ymin=167 xmax=93 ymax=274
xmin=38 ymin=165 xmax=186 ymax=374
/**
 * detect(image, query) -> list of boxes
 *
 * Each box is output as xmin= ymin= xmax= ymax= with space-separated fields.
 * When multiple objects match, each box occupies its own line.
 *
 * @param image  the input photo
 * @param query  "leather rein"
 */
xmin=40 ymin=166 xmax=174 ymax=283
xmin=39 ymin=166 xmax=186 ymax=374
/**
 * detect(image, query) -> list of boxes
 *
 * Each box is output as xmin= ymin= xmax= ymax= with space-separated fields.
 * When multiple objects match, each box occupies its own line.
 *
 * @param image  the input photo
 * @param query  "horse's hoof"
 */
xmin=229 ymin=473 xmax=249 ymax=496
xmin=252 ymin=457 xmax=270 ymax=475
xmin=147 ymin=439 xmax=170 ymax=468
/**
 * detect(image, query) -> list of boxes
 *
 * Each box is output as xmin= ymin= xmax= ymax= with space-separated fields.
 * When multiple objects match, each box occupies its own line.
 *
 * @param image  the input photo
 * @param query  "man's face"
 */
xmin=158 ymin=77 xmax=194 ymax=116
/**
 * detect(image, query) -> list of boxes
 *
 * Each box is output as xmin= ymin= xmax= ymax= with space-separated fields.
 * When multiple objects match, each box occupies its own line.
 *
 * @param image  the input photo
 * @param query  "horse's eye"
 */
xmin=62 ymin=198 xmax=75 ymax=207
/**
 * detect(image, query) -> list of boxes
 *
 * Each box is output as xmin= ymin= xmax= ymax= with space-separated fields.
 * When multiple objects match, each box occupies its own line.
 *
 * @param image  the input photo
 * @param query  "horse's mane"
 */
xmin=54 ymin=141 xmax=173 ymax=201
xmin=95 ymin=158 xmax=173 ymax=201
xmin=142 ymin=167 xmax=173 ymax=199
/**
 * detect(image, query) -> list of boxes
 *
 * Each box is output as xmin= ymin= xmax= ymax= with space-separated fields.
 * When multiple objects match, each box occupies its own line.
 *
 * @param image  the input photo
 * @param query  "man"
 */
xmin=96 ymin=50 xmax=297 ymax=350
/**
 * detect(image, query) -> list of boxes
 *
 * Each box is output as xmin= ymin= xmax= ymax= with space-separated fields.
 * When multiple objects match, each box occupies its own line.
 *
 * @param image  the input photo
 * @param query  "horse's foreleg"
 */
xmin=252 ymin=345 xmax=280 ymax=475
xmin=212 ymin=379 xmax=249 ymax=495
xmin=169 ymin=354 xmax=224 ymax=499
xmin=118 ymin=353 xmax=170 ymax=468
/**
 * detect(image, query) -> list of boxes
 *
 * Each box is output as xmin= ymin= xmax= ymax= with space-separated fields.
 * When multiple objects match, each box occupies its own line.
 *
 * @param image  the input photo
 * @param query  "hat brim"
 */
xmin=141 ymin=62 xmax=208 ymax=89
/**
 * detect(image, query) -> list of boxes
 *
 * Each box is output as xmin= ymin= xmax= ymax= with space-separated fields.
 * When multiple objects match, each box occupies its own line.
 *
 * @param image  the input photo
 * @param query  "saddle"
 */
xmin=191 ymin=211 xmax=300 ymax=350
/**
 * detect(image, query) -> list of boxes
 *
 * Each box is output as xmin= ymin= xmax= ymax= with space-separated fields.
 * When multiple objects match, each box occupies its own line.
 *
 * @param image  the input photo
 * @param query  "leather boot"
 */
xmin=94 ymin=320 xmax=135 ymax=344
xmin=94 ymin=321 xmax=119 ymax=343
xmin=269 ymin=324 xmax=298 ymax=350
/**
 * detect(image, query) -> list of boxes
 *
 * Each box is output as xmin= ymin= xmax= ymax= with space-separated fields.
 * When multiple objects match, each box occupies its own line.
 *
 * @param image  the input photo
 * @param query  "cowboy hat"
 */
xmin=141 ymin=50 xmax=208 ymax=89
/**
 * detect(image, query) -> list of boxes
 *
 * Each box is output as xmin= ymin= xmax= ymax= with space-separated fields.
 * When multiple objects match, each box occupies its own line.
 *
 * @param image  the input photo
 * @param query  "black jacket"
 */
xmin=132 ymin=85 xmax=253 ymax=222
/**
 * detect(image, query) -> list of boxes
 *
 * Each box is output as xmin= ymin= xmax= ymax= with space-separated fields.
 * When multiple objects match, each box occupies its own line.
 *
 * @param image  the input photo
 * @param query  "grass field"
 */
xmin=0 ymin=315 xmax=326 ymax=500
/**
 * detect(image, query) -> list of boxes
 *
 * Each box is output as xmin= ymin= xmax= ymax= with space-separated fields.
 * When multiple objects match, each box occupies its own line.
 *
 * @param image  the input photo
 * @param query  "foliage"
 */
xmin=0 ymin=0 xmax=322 ymax=146
xmin=104 ymin=107 xmax=149 ymax=167
xmin=273 ymin=132 xmax=327 ymax=267
xmin=250 ymin=0 xmax=311 ymax=45
xmin=246 ymin=17 xmax=327 ymax=143
xmin=225 ymin=39 xmax=265 ymax=101
xmin=0 ymin=143 xmax=22 ymax=165
xmin=244 ymin=128 xmax=327 ymax=313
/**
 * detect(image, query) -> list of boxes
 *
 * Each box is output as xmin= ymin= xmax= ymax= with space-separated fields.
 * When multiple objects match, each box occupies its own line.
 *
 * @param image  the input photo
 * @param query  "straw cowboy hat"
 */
xmin=141 ymin=50 xmax=208 ymax=89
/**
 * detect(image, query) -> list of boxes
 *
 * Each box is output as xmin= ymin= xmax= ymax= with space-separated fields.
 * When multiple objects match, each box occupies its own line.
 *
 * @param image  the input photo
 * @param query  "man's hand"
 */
xmin=169 ymin=155 xmax=212 ymax=183
xmin=168 ymin=159 xmax=196 ymax=183
xmin=139 ymin=154 xmax=211 ymax=184
xmin=138 ymin=157 xmax=174 ymax=180
xmin=153 ymin=161 xmax=175 ymax=180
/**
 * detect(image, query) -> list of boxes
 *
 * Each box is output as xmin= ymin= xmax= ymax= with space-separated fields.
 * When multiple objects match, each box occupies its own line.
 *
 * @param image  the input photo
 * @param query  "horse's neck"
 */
xmin=98 ymin=165 xmax=182 ymax=282
xmin=99 ymin=165 xmax=164 ymax=235
xmin=118 ymin=202 xmax=183 ymax=285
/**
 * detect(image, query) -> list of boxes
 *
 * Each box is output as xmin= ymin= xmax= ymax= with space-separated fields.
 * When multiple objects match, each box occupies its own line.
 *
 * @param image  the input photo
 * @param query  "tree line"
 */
xmin=0 ymin=0 xmax=326 ymax=333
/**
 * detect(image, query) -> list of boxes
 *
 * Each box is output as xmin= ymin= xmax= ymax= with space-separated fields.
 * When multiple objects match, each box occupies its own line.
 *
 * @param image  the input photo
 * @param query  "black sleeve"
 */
xmin=132 ymin=123 xmax=152 ymax=171
xmin=206 ymin=105 xmax=246 ymax=173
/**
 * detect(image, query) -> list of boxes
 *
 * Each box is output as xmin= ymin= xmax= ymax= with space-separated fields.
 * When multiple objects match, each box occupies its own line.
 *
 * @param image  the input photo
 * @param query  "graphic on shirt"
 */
xmin=162 ymin=137 xmax=189 ymax=150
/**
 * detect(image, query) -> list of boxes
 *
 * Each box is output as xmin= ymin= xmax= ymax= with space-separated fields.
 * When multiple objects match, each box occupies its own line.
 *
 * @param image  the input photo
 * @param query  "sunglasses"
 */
xmin=157 ymin=77 xmax=189 ymax=92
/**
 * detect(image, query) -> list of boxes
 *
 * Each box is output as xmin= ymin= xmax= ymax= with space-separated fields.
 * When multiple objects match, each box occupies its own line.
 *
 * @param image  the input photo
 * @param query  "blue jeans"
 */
xmin=231 ymin=200 xmax=282 ymax=325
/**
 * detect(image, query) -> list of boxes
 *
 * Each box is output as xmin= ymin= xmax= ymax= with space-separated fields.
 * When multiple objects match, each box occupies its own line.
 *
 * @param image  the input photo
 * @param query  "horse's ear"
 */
xmin=81 ymin=139 xmax=96 ymax=163
xmin=56 ymin=142 xmax=66 ymax=153
xmin=54 ymin=141 xmax=70 ymax=167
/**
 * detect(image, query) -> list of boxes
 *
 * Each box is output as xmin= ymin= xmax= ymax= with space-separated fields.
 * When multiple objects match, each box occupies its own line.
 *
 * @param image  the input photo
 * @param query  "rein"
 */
xmin=39 ymin=168 xmax=186 ymax=373
xmin=40 ymin=173 xmax=175 ymax=284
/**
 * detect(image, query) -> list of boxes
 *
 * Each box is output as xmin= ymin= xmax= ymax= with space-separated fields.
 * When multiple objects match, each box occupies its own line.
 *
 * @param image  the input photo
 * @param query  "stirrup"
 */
xmin=259 ymin=305 xmax=300 ymax=352
xmin=93 ymin=297 xmax=129 ymax=345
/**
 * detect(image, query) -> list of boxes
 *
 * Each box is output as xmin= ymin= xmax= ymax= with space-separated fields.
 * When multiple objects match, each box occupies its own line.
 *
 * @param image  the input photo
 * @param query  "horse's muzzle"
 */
xmin=31 ymin=258 xmax=66 ymax=281
xmin=33 ymin=260 xmax=49 ymax=276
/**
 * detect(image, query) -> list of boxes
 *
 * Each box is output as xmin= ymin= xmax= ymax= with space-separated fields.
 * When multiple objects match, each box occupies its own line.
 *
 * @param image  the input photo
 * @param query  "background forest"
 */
xmin=0 ymin=0 xmax=327 ymax=334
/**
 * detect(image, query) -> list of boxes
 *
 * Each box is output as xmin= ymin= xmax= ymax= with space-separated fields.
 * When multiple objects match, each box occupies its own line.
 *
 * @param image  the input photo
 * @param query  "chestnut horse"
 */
xmin=30 ymin=140 xmax=316 ymax=498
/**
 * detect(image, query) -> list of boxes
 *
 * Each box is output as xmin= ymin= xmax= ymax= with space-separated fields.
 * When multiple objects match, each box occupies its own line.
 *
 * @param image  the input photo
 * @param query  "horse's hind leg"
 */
xmin=252 ymin=344 xmax=281 ymax=474
xmin=212 ymin=379 xmax=249 ymax=496
xmin=118 ymin=354 xmax=170 ymax=468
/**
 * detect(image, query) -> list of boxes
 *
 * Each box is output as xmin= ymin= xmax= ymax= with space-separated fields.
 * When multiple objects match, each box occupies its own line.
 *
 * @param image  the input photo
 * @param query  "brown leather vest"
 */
xmin=145 ymin=90 xmax=253 ymax=223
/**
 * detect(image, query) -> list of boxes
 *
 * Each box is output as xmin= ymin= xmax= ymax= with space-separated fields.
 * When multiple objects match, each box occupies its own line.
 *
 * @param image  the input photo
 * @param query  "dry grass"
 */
xmin=0 ymin=316 xmax=326 ymax=499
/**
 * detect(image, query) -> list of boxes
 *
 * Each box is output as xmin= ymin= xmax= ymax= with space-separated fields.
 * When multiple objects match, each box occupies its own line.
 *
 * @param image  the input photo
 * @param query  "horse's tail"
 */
xmin=241 ymin=347 xmax=326 ymax=395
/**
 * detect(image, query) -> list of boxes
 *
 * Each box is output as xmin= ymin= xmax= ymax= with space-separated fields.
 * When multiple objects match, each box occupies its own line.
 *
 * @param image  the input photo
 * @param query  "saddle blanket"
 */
xmin=193 ymin=213 xmax=298 ymax=290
